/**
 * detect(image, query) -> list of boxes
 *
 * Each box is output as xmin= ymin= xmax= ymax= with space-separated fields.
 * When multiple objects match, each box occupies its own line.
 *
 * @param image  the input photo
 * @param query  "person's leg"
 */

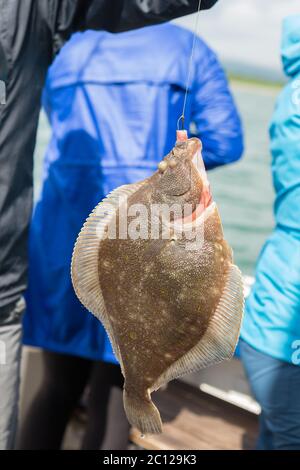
xmin=0 ymin=2 xmax=52 ymax=448
xmin=82 ymin=361 xmax=130 ymax=450
xmin=256 ymin=412 xmax=273 ymax=451
xmin=0 ymin=297 xmax=25 ymax=449
xmin=240 ymin=339 xmax=300 ymax=450
xmin=18 ymin=351 xmax=92 ymax=449
xmin=270 ymin=361 xmax=300 ymax=450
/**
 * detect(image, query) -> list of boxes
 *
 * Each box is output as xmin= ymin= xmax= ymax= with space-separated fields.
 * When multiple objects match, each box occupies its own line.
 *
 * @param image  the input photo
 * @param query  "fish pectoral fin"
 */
xmin=152 ymin=264 xmax=244 ymax=391
xmin=71 ymin=181 xmax=145 ymax=367
xmin=123 ymin=387 xmax=162 ymax=435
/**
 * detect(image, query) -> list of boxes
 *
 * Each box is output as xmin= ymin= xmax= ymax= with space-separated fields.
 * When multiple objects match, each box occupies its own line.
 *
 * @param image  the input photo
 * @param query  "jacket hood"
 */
xmin=281 ymin=14 xmax=300 ymax=77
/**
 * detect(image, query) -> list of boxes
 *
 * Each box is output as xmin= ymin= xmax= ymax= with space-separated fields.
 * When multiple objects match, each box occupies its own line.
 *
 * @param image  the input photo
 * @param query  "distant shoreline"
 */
xmin=229 ymin=74 xmax=282 ymax=91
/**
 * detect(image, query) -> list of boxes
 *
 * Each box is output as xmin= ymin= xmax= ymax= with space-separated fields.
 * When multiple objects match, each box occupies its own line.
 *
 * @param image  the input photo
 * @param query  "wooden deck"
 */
xmin=63 ymin=379 xmax=258 ymax=450
xmin=20 ymin=347 xmax=258 ymax=450
xmin=131 ymin=380 xmax=258 ymax=450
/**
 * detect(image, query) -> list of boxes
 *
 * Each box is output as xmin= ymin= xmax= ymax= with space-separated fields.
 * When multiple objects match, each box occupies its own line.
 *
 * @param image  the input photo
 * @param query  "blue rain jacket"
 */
xmin=241 ymin=15 xmax=300 ymax=364
xmin=23 ymin=23 xmax=243 ymax=362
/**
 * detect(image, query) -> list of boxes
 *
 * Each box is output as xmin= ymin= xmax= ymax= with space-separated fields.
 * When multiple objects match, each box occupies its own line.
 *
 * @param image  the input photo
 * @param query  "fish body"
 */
xmin=71 ymin=136 xmax=244 ymax=434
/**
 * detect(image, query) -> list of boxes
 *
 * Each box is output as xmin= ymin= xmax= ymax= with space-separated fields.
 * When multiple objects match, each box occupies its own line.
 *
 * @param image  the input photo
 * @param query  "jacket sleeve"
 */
xmin=48 ymin=0 xmax=219 ymax=53
xmin=190 ymin=42 xmax=244 ymax=170
xmin=91 ymin=0 xmax=220 ymax=32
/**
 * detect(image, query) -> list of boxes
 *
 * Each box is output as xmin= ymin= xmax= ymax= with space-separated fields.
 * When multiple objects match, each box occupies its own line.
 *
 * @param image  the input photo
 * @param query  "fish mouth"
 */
xmin=189 ymin=139 xmax=212 ymax=223
xmin=173 ymin=200 xmax=217 ymax=231
xmin=187 ymin=137 xmax=208 ymax=185
xmin=179 ymin=194 xmax=213 ymax=226
xmin=174 ymin=133 xmax=213 ymax=224
xmin=175 ymin=133 xmax=210 ymax=192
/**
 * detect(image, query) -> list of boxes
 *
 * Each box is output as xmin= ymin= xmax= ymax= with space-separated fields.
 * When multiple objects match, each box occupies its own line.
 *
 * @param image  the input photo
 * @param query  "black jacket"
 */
xmin=48 ymin=0 xmax=219 ymax=55
xmin=53 ymin=1 xmax=218 ymax=32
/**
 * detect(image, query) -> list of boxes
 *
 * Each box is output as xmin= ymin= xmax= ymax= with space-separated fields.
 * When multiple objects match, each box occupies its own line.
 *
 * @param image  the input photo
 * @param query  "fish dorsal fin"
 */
xmin=152 ymin=263 xmax=244 ymax=391
xmin=71 ymin=181 xmax=145 ymax=365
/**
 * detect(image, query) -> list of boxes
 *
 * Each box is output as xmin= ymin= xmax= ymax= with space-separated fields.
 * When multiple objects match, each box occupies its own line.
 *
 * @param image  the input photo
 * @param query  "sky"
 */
xmin=175 ymin=0 xmax=300 ymax=81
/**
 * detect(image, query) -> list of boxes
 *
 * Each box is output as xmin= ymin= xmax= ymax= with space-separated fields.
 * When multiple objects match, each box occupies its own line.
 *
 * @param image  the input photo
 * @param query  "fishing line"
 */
xmin=177 ymin=0 xmax=202 ymax=131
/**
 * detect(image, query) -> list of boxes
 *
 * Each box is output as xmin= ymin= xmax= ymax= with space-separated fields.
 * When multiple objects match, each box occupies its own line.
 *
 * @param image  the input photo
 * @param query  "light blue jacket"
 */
xmin=241 ymin=15 xmax=300 ymax=364
xmin=23 ymin=24 xmax=243 ymax=362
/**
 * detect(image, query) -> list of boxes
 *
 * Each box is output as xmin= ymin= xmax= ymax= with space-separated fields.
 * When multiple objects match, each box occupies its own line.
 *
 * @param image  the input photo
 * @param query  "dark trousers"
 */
xmin=18 ymin=351 xmax=130 ymax=450
xmin=240 ymin=339 xmax=300 ymax=450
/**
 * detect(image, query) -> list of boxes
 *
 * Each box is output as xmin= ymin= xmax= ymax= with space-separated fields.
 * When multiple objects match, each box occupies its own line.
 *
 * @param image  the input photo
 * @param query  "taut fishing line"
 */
xmin=177 ymin=0 xmax=202 ymax=131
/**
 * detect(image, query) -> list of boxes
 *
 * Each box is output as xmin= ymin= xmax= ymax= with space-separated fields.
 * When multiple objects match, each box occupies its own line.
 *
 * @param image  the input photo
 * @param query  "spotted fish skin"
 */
xmin=71 ymin=137 xmax=244 ymax=435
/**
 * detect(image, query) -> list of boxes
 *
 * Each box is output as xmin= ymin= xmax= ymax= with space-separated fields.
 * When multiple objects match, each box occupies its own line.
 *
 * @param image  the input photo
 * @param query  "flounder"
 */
xmin=71 ymin=132 xmax=244 ymax=435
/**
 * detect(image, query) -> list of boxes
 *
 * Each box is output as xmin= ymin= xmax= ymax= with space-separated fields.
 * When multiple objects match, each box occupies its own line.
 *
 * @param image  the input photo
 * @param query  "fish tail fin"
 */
xmin=123 ymin=388 xmax=162 ymax=435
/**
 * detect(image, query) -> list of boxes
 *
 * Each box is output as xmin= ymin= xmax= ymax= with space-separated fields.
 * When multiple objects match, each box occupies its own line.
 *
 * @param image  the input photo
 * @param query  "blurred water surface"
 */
xmin=33 ymin=80 xmax=278 ymax=275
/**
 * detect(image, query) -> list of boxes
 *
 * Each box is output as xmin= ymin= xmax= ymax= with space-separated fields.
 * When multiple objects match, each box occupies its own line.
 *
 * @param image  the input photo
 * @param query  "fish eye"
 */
xmin=158 ymin=161 xmax=168 ymax=173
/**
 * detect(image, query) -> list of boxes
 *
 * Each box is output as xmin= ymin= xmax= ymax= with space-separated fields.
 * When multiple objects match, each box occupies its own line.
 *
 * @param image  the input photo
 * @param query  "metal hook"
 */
xmin=177 ymin=114 xmax=185 ymax=131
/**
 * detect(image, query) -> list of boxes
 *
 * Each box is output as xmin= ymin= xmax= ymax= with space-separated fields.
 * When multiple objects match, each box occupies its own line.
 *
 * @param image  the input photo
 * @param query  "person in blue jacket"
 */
xmin=19 ymin=23 xmax=243 ymax=449
xmin=240 ymin=15 xmax=300 ymax=451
